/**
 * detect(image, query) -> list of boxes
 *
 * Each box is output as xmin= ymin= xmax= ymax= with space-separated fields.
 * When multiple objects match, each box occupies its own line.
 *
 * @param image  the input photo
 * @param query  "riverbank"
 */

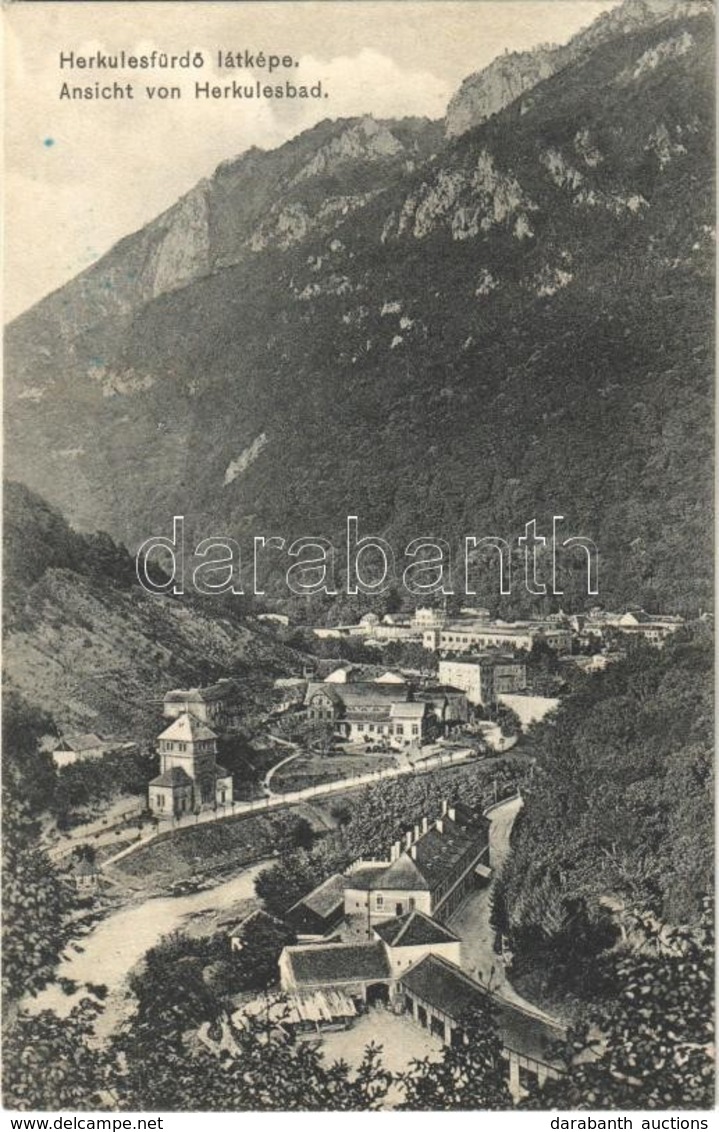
xmin=28 ymin=859 xmax=273 ymax=1038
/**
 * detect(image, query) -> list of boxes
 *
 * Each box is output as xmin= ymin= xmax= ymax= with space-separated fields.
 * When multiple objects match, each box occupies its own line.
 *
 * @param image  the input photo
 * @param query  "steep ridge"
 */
xmin=445 ymin=0 xmax=714 ymax=137
xmin=4 ymin=6 xmax=714 ymax=614
xmin=2 ymin=482 xmax=298 ymax=739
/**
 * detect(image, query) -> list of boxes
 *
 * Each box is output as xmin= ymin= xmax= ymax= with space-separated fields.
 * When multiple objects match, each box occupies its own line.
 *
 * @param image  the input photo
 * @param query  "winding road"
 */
xmin=449 ymin=796 xmax=556 ymax=1022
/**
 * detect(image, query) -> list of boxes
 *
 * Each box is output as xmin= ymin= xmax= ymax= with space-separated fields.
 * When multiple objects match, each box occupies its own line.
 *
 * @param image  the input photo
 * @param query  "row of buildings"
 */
xmin=147 ymin=651 xmax=528 ymax=814
xmin=308 ymin=604 xmax=684 ymax=654
xmin=303 ymin=651 xmax=526 ymax=748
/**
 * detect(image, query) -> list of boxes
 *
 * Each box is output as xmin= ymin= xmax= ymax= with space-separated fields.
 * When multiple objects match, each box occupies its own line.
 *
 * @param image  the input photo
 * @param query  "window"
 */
xmin=395 ymin=724 xmax=404 ymax=736
xmin=411 ymin=724 xmax=419 ymax=736
xmin=375 ymin=893 xmax=384 ymax=909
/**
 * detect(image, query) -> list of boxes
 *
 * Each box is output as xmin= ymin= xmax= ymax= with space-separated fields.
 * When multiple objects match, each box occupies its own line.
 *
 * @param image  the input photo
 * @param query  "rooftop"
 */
xmin=283 ymin=942 xmax=391 ymax=986
xmin=389 ymin=701 xmax=426 ymax=720
xmin=157 ymin=712 xmax=218 ymax=743
xmin=399 ymin=954 xmax=565 ymax=1065
xmin=373 ymin=910 xmax=460 ymax=948
xmin=288 ymin=873 xmax=346 ymax=920
xmin=54 ymin=733 xmax=104 ymax=752
xmin=410 ymin=824 xmax=475 ymax=891
xmin=379 ymin=854 xmax=432 ymax=892
xmin=150 ymin=765 xmax=194 ymax=788
xmin=375 ymin=671 xmax=407 ymax=684
xmin=344 ymin=863 xmax=390 ymax=889
xmin=229 ymin=909 xmax=286 ymax=939
xmin=73 ymin=858 xmax=100 ymax=877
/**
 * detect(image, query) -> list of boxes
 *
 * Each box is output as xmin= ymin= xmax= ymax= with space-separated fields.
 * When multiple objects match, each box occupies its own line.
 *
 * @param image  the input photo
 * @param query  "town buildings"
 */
xmin=598 ymin=609 xmax=684 ymax=644
xmin=51 ymin=733 xmax=138 ymax=769
xmin=303 ymin=674 xmax=436 ymax=749
xmin=342 ymin=799 xmax=490 ymax=927
xmin=398 ymin=953 xmax=564 ymax=1097
xmin=423 ymin=620 xmax=572 ymax=655
xmin=275 ymin=797 xmax=562 ymax=1100
xmin=286 ymin=873 xmax=346 ymax=941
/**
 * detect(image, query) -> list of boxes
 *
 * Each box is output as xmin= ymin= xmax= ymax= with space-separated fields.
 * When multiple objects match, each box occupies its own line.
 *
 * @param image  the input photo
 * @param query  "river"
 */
xmin=29 ymin=859 xmax=271 ymax=1035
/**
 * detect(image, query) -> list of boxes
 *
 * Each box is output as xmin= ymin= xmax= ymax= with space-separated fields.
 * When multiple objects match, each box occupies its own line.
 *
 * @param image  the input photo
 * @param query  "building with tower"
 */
xmin=148 ymin=711 xmax=233 ymax=818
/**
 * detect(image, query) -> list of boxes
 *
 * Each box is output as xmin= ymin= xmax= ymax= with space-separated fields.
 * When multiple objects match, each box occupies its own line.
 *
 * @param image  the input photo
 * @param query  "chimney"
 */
xmin=448 ymin=806 xmax=456 ymax=822
xmin=435 ymin=819 xmax=444 ymax=834
xmin=441 ymin=799 xmax=448 ymax=816
xmin=405 ymin=830 xmax=413 ymax=849
xmin=421 ymin=816 xmax=429 ymax=834
xmin=409 ymin=843 xmax=417 ymax=860
xmin=391 ymin=840 xmax=401 ymax=861
xmin=413 ymin=824 xmax=420 ymax=842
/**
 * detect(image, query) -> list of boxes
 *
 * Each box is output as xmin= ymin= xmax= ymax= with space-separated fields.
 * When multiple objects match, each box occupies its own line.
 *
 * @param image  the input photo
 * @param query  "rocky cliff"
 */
xmin=445 ymin=0 xmax=714 ymax=137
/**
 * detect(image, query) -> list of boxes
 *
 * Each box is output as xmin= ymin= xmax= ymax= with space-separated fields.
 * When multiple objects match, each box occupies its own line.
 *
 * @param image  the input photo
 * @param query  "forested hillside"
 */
xmin=5 ymin=6 xmax=714 ymax=614
xmin=493 ymin=626 xmax=713 ymax=1007
xmin=3 ymin=482 xmax=299 ymax=740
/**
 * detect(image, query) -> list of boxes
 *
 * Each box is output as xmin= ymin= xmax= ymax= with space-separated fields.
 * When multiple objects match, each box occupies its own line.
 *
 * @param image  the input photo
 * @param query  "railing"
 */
xmin=101 ymin=746 xmax=480 ymax=870
xmin=46 ymin=800 xmax=146 ymax=863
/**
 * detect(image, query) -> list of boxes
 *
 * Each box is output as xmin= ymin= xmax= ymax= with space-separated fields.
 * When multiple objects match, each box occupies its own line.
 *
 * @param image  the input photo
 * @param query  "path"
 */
xmin=263 ymin=748 xmax=302 ymax=795
xmin=449 ymin=796 xmax=556 ymax=1023
xmin=102 ymin=745 xmax=479 ymax=869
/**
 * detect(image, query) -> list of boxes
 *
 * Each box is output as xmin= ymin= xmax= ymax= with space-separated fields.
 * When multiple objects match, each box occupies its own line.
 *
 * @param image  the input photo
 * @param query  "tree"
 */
xmin=2 ymin=690 xmax=57 ymax=816
xmin=230 ymin=914 xmax=296 ymax=993
xmin=499 ymin=629 xmax=713 ymax=992
xmin=523 ymin=906 xmax=714 ymax=1109
xmin=288 ymin=816 xmax=315 ymax=850
xmin=2 ymin=797 xmax=76 ymax=1004
xmin=117 ymin=1005 xmax=394 ymax=1111
xmin=398 ymin=1001 xmax=513 ymax=1109
xmin=496 ymin=704 xmax=521 ymax=739
xmin=330 ymin=800 xmax=353 ymax=828
xmin=3 ymin=999 xmax=115 ymax=1110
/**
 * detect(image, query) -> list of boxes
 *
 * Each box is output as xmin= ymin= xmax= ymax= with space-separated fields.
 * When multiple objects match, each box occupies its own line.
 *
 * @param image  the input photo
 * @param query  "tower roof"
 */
xmin=157 ymin=712 xmax=218 ymax=743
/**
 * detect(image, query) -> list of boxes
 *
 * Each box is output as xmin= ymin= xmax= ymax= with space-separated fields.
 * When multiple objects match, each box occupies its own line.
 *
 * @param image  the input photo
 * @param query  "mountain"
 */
xmin=445 ymin=0 xmax=713 ymax=137
xmin=2 ymin=482 xmax=299 ymax=739
xmin=4 ymin=2 xmax=714 ymax=615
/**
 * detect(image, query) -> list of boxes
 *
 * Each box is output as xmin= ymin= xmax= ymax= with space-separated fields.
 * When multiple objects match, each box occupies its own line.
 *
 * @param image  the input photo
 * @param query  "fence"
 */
xmin=102 ymin=746 xmax=480 ymax=869
xmin=47 ymin=800 xmax=145 ymax=864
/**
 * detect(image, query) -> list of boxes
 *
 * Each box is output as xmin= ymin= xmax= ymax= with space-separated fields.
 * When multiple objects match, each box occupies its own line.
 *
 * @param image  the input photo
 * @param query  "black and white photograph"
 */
xmin=1 ymin=0 xmax=715 ymax=1117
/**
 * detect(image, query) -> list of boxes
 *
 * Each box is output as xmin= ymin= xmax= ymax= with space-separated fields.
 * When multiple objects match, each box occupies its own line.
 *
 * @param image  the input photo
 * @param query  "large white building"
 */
xmin=438 ymin=655 xmax=527 ymax=706
xmin=424 ymin=620 xmax=572 ymax=655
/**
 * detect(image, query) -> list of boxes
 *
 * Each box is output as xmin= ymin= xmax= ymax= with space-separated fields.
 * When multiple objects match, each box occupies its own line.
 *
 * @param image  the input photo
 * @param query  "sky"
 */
xmin=4 ymin=0 xmax=620 ymax=319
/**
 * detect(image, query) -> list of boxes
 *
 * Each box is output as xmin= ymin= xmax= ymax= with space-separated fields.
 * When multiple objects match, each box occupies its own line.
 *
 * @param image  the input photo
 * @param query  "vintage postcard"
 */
xmin=2 ymin=0 xmax=714 ymax=1117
